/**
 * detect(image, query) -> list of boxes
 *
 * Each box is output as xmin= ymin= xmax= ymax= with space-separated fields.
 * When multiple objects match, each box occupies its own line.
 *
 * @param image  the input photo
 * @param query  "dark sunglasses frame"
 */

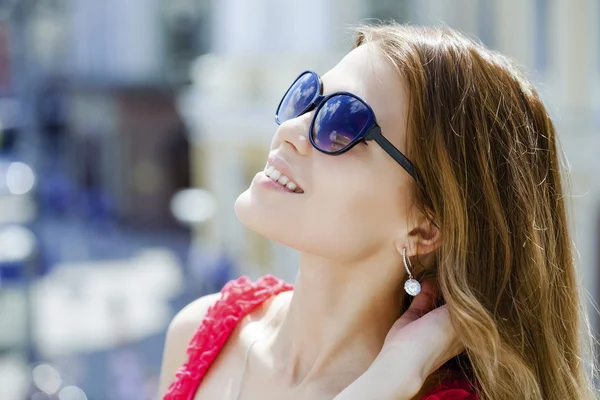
xmin=275 ymin=70 xmax=417 ymax=180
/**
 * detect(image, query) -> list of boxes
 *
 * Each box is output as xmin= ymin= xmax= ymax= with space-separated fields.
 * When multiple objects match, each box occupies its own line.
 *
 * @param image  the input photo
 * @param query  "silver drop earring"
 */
xmin=402 ymin=247 xmax=421 ymax=296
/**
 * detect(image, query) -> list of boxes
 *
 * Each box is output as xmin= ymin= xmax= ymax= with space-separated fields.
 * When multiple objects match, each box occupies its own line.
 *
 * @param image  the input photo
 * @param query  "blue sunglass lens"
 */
xmin=312 ymin=95 xmax=370 ymax=153
xmin=277 ymin=72 xmax=319 ymax=123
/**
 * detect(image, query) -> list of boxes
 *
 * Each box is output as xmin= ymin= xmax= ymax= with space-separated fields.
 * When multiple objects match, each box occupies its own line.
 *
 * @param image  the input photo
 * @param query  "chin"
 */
xmin=234 ymin=188 xmax=257 ymax=227
xmin=235 ymin=187 xmax=286 ymax=237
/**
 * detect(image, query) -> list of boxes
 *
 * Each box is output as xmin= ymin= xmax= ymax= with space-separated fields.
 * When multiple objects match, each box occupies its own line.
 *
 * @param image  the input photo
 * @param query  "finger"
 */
xmin=380 ymin=304 xmax=465 ymax=386
xmin=390 ymin=278 xmax=440 ymax=333
xmin=411 ymin=304 xmax=466 ymax=374
xmin=407 ymin=277 xmax=440 ymax=316
xmin=392 ymin=304 xmax=464 ymax=369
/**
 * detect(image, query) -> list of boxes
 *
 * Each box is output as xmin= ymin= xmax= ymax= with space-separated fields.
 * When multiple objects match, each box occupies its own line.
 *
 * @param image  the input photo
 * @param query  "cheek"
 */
xmin=304 ymin=163 xmax=403 ymax=253
xmin=312 ymin=153 xmax=399 ymax=212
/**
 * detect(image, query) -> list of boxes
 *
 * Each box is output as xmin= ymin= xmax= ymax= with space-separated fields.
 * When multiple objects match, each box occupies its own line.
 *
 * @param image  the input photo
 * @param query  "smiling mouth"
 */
xmin=264 ymin=166 xmax=304 ymax=193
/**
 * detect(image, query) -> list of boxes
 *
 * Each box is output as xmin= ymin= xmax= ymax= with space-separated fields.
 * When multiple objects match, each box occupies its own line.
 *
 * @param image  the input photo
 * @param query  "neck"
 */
xmin=269 ymin=251 xmax=405 ymax=394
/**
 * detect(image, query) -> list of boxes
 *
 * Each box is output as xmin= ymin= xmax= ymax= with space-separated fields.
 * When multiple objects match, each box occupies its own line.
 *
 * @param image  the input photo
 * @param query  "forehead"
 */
xmin=321 ymin=43 xmax=410 ymax=152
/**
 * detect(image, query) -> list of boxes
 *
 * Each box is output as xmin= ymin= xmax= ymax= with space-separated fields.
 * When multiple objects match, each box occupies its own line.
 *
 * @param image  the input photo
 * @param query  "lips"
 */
xmin=264 ymin=156 xmax=304 ymax=193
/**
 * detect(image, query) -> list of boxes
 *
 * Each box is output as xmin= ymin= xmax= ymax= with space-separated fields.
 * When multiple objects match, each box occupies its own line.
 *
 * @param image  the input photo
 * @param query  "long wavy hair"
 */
xmin=354 ymin=23 xmax=599 ymax=400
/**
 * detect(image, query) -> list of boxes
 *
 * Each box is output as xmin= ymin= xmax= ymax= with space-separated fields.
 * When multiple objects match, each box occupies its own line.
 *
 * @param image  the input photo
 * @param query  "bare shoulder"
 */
xmin=158 ymin=292 xmax=222 ymax=397
xmin=168 ymin=292 xmax=222 ymax=333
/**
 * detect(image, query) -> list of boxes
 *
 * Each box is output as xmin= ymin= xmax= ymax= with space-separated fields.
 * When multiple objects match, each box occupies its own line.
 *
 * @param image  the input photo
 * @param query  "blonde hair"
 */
xmin=354 ymin=23 xmax=599 ymax=400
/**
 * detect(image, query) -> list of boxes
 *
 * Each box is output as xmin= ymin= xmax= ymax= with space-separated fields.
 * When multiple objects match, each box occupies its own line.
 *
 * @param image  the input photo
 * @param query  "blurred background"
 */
xmin=0 ymin=0 xmax=598 ymax=399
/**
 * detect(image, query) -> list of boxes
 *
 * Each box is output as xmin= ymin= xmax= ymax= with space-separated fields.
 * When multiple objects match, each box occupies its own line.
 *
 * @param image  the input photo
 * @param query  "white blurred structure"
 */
xmin=181 ymin=0 xmax=600 ymax=328
xmin=0 ymin=248 xmax=183 ymax=358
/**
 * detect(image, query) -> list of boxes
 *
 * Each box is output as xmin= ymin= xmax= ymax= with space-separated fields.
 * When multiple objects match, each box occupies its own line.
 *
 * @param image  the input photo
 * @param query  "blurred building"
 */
xmin=181 ymin=0 xmax=600 ymax=330
xmin=1 ymin=2 xmax=209 ymax=398
xmin=6 ymin=0 xmax=211 ymax=230
xmin=62 ymin=0 xmax=211 ymax=229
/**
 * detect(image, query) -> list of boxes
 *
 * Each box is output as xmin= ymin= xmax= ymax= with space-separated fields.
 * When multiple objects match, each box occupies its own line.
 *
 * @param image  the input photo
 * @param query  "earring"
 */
xmin=402 ymin=248 xmax=421 ymax=296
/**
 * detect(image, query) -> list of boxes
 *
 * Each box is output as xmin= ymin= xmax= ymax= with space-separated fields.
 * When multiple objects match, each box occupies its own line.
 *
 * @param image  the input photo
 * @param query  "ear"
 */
xmin=395 ymin=215 xmax=442 ymax=258
xmin=410 ymin=215 xmax=442 ymax=255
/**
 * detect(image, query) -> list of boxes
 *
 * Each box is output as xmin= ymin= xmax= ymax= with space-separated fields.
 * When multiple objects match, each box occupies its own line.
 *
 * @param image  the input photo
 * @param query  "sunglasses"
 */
xmin=275 ymin=70 xmax=417 ymax=180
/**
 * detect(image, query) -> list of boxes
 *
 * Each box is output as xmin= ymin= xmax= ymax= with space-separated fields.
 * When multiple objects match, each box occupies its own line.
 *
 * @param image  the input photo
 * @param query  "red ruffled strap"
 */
xmin=420 ymin=377 xmax=479 ymax=399
xmin=163 ymin=274 xmax=294 ymax=400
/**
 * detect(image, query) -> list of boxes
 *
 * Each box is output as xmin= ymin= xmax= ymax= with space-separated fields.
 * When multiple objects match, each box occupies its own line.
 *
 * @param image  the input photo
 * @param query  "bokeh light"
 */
xmin=31 ymin=363 xmax=61 ymax=395
xmin=0 ymin=225 xmax=37 ymax=262
xmin=6 ymin=162 xmax=35 ymax=195
xmin=170 ymin=188 xmax=217 ymax=225
xmin=58 ymin=385 xmax=88 ymax=400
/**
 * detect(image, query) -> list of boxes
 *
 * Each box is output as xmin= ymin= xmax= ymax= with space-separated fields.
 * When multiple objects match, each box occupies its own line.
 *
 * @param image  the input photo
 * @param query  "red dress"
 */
xmin=164 ymin=275 xmax=479 ymax=400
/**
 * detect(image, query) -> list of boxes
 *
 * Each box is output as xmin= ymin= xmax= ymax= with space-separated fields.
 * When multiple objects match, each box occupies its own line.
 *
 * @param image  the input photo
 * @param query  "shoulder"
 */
xmin=168 ymin=292 xmax=222 ymax=336
xmin=158 ymin=274 xmax=293 ymax=397
xmin=158 ymin=292 xmax=221 ymax=397
xmin=162 ymin=274 xmax=290 ymax=349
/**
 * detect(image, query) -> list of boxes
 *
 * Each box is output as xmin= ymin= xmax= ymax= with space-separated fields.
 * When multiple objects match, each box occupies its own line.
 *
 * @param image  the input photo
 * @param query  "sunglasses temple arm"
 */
xmin=367 ymin=126 xmax=417 ymax=179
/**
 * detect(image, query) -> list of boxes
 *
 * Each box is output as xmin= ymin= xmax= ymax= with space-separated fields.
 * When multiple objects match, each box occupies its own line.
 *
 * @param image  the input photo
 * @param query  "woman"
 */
xmin=159 ymin=23 xmax=598 ymax=399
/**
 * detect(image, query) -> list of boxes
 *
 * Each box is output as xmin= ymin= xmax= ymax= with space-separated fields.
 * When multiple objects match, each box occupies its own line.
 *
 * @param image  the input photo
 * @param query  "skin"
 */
xmin=159 ymin=43 xmax=464 ymax=400
xmin=232 ymin=42 xmax=463 ymax=399
xmin=334 ymin=279 xmax=465 ymax=399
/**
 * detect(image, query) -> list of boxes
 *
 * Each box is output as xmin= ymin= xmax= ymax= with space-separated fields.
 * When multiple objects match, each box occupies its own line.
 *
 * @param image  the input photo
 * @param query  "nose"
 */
xmin=275 ymin=115 xmax=312 ymax=156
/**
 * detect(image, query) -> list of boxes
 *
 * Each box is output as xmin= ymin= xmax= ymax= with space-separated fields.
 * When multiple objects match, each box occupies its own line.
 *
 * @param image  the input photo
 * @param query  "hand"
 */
xmin=333 ymin=279 xmax=464 ymax=400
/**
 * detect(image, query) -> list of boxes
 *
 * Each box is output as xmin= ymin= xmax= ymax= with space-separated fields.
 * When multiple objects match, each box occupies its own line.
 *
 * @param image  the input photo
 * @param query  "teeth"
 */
xmin=264 ymin=166 xmax=303 ymax=193
xmin=270 ymin=169 xmax=281 ymax=180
